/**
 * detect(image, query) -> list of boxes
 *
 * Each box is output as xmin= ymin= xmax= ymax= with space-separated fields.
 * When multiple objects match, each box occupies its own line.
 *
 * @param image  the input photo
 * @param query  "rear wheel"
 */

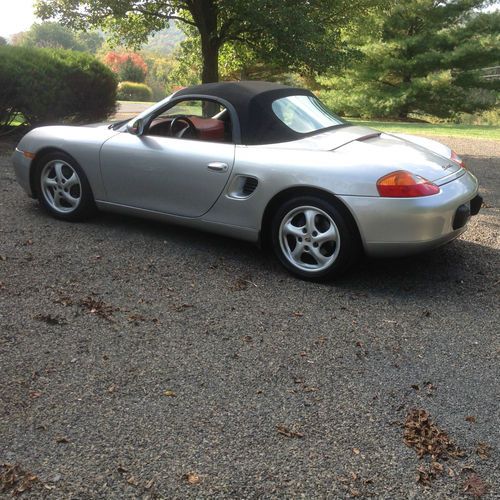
xmin=271 ymin=196 xmax=360 ymax=280
xmin=36 ymin=152 xmax=97 ymax=221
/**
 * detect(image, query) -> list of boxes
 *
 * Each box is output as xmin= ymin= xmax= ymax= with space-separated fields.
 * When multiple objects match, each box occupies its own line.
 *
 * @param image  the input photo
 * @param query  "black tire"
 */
xmin=36 ymin=151 xmax=97 ymax=222
xmin=270 ymin=195 xmax=360 ymax=280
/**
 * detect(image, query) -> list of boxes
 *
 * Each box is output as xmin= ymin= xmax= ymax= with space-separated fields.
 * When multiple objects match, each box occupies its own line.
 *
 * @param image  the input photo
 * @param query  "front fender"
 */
xmin=14 ymin=125 xmax=119 ymax=201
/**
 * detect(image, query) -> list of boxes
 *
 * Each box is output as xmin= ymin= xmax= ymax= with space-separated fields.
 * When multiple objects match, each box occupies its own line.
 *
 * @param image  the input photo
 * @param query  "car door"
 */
xmin=100 ymin=134 xmax=234 ymax=217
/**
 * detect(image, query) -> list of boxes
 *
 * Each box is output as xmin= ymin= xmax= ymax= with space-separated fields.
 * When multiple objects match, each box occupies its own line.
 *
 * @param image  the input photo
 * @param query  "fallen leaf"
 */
xmin=55 ymin=436 xmax=69 ymax=444
xmin=476 ymin=442 xmax=491 ymax=460
xmin=163 ymin=390 xmax=177 ymax=397
xmin=292 ymin=311 xmax=304 ymax=317
xmin=183 ymin=472 xmax=200 ymax=485
xmin=175 ymin=303 xmax=194 ymax=312
xmin=79 ymin=296 xmax=117 ymax=320
xmin=145 ymin=478 xmax=155 ymax=489
xmin=465 ymin=416 xmax=476 ymax=423
xmin=463 ymin=473 xmax=487 ymax=497
xmin=417 ymin=464 xmax=437 ymax=486
xmin=276 ymin=424 xmax=304 ymax=438
xmin=127 ymin=476 xmax=139 ymax=486
xmin=0 ymin=463 xmax=38 ymax=495
xmin=352 ymin=448 xmax=361 ymax=455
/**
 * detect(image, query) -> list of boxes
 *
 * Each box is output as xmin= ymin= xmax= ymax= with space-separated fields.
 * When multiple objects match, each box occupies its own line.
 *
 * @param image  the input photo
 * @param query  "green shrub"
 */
xmin=117 ymin=81 xmax=153 ymax=102
xmin=0 ymin=45 xmax=117 ymax=128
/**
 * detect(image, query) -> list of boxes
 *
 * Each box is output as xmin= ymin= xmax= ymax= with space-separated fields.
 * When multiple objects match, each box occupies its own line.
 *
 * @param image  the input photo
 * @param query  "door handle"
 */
xmin=207 ymin=162 xmax=228 ymax=172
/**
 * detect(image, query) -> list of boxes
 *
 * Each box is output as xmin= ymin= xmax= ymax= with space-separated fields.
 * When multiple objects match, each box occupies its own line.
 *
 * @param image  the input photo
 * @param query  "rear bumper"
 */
xmin=339 ymin=170 xmax=480 ymax=257
xmin=12 ymin=148 xmax=34 ymax=197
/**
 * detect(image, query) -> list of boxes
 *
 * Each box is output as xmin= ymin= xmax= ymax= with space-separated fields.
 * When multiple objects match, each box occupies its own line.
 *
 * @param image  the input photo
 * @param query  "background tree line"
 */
xmin=2 ymin=0 xmax=499 ymax=124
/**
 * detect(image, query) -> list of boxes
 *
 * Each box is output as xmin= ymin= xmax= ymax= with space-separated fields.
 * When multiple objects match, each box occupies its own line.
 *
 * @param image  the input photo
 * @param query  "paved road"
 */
xmin=0 ymin=136 xmax=498 ymax=498
xmin=114 ymin=101 xmax=153 ymax=120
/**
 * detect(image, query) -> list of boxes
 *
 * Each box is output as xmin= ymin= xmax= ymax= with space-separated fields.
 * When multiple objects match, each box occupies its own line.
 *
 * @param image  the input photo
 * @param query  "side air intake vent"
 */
xmin=242 ymin=177 xmax=258 ymax=196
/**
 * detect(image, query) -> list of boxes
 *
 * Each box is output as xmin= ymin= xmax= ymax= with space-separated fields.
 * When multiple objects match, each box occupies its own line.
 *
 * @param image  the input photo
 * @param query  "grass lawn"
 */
xmin=348 ymin=118 xmax=500 ymax=140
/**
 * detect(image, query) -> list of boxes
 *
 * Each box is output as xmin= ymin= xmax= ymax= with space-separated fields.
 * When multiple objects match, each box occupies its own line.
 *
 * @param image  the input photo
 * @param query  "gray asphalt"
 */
xmin=0 ymin=135 xmax=498 ymax=498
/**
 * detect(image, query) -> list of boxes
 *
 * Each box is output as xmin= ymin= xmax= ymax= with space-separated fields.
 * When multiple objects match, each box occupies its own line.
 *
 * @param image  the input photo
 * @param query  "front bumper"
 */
xmin=12 ymin=148 xmax=34 ymax=197
xmin=339 ymin=170 xmax=480 ymax=257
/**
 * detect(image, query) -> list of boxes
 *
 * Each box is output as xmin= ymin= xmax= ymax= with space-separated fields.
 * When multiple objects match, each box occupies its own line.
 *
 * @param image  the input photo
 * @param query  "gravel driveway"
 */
xmin=0 ymin=134 xmax=498 ymax=498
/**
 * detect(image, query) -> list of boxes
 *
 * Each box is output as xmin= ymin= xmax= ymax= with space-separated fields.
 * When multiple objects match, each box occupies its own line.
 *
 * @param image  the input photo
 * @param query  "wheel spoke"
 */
xmin=53 ymin=190 xmax=62 ymax=208
xmin=61 ymin=190 xmax=79 ymax=207
xmin=54 ymin=162 xmax=64 ymax=184
xmin=283 ymin=222 xmax=304 ymax=238
xmin=65 ymin=173 xmax=79 ymax=188
xmin=44 ymin=178 xmax=58 ymax=188
xmin=304 ymin=209 xmax=317 ymax=234
xmin=291 ymin=241 xmax=305 ymax=260
xmin=315 ymin=226 xmax=337 ymax=244
xmin=310 ymin=246 xmax=330 ymax=265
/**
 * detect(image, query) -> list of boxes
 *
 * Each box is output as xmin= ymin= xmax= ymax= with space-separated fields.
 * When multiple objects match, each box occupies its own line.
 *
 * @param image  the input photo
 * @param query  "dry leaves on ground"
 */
xmin=404 ymin=409 xmax=465 ymax=486
xmin=404 ymin=409 xmax=464 ymax=461
xmin=463 ymin=473 xmax=488 ymax=497
xmin=276 ymin=424 xmax=304 ymax=438
xmin=231 ymin=275 xmax=257 ymax=291
xmin=475 ymin=442 xmax=491 ymax=460
xmin=183 ymin=472 xmax=201 ymax=485
xmin=0 ymin=463 xmax=39 ymax=495
xmin=79 ymin=296 xmax=118 ymax=320
xmin=174 ymin=303 xmax=194 ymax=312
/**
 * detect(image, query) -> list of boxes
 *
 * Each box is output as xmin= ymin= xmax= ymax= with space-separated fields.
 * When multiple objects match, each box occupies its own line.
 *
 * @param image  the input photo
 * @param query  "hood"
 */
xmin=268 ymin=125 xmax=461 ymax=183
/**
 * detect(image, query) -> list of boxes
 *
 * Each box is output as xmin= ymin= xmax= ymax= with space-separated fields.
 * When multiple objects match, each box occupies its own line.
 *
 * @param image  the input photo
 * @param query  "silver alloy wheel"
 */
xmin=279 ymin=205 xmax=341 ymax=272
xmin=40 ymin=160 xmax=81 ymax=214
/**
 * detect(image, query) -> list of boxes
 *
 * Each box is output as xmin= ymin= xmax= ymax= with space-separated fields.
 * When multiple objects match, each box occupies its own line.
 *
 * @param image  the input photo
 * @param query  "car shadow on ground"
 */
xmin=79 ymin=208 xmax=498 ymax=299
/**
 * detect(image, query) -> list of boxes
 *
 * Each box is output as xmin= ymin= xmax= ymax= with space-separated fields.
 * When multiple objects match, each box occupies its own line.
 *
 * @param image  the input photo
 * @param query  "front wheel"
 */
xmin=271 ymin=196 xmax=360 ymax=280
xmin=36 ymin=152 xmax=97 ymax=221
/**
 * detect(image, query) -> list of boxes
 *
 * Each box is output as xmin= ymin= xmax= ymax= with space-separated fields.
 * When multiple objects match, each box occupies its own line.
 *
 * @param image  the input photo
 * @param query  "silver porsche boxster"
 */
xmin=13 ymin=81 xmax=482 ymax=280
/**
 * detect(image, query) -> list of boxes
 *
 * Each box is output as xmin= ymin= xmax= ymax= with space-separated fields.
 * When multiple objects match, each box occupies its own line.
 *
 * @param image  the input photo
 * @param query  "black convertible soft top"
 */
xmin=175 ymin=81 xmax=316 ymax=145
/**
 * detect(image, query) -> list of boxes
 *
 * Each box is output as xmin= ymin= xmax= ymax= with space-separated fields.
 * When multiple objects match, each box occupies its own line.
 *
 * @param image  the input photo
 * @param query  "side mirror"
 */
xmin=127 ymin=119 xmax=144 ymax=136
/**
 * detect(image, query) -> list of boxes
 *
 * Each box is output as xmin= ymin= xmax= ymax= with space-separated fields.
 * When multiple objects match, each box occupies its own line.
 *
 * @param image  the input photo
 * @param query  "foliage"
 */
xmin=318 ymin=1 xmax=500 ymax=119
xmin=12 ymin=21 xmax=103 ymax=53
xmin=347 ymin=118 xmax=500 ymax=140
xmin=141 ymin=53 xmax=181 ymax=99
xmin=142 ymin=25 xmax=185 ymax=55
xmin=34 ymin=0 xmax=383 ymax=83
xmin=119 ymin=57 xmax=146 ymax=82
xmin=0 ymin=37 xmax=6 ymax=46
xmin=456 ymin=107 xmax=500 ymax=126
xmin=0 ymin=46 xmax=116 ymax=128
xmin=103 ymin=51 xmax=147 ymax=82
xmin=117 ymin=81 xmax=153 ymax=101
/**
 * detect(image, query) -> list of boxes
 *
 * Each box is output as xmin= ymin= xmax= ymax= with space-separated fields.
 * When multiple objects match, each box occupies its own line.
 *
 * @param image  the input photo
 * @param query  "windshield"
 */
xmin=272 ymin=95 xmax=345 ymax=134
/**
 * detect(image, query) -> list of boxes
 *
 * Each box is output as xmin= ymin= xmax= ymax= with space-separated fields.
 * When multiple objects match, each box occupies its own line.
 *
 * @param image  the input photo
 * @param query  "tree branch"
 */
xmin=131 ymin=7 xmax=197 ymax=27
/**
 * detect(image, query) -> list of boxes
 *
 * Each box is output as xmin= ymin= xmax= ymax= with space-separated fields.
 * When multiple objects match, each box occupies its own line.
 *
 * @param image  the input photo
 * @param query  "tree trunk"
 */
xmin=190 ymin=0 xmax=220 ymax=84
xmin=201 ymin=35 xmax=219 ymax=83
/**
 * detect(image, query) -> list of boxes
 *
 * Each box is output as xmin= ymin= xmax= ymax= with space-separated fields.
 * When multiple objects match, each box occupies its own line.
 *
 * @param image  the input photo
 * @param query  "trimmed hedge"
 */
xmin=117 ymin=81 xmax=153 ymax=102
xmin=0 ymin=46 xmax=117 ymax=128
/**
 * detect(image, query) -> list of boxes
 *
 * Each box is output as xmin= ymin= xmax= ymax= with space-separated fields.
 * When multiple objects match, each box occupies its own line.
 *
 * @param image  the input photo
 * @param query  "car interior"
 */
xmin=145 ymin=99 xmax=233 ymax=143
